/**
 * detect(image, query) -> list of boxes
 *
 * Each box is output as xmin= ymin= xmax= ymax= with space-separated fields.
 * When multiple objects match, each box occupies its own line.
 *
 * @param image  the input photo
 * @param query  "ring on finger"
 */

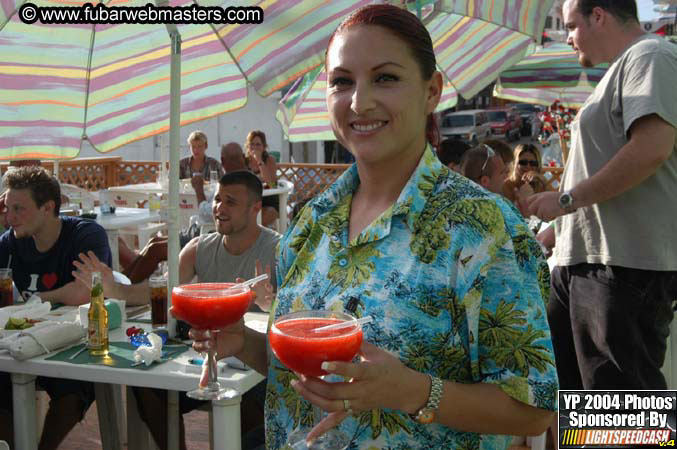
xmin=343 ymin=399 xmax=354 ymax=416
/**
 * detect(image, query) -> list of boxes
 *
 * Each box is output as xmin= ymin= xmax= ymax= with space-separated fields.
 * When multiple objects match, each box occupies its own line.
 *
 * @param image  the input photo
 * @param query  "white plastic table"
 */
xmin=0 ymin=314 xmax=266 ymax=450
xmin=262 ymin=179 xmax=294 ymax=233
xmin=95 ymin=207 xmax=162 ymax=271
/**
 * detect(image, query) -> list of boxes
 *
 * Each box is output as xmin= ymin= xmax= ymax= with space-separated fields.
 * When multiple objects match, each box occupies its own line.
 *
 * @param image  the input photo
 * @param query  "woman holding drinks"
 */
xmin=191 ymin=4 xmax=558 ymax=449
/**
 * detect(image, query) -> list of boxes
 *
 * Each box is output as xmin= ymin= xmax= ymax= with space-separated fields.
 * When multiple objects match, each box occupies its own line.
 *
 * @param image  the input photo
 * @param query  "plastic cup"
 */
xmin=0 ymin=268 xmax=13 ymax=308
xmin=149 ymin=276 xmax=167 ymax=328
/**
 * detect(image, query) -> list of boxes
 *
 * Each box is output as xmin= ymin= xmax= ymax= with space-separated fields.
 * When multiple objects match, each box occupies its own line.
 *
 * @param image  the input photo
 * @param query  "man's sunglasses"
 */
xmin=518 ymin=159 xmax=539 ymax=168
xmin=480 ymin=145 xmax=496 ymax=173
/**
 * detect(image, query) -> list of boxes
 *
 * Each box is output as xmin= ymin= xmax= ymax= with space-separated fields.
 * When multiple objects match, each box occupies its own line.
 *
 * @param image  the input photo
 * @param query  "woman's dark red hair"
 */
xmin=326 ymin=4 xmax=440 ymax=148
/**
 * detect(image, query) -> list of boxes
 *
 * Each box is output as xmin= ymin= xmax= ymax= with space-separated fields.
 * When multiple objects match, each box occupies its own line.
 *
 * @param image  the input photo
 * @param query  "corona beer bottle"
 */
xmin=88 ymin=272 xmax=109 ymax=356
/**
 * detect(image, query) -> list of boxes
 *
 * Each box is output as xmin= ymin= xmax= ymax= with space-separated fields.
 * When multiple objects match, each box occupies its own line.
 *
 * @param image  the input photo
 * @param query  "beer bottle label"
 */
xmin=88 ymin=318 xmax=101 ymax=348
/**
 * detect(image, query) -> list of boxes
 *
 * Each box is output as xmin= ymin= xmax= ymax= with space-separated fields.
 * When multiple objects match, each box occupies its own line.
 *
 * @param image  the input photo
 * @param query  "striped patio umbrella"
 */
xmin=277 ymin=65 xmax=458 ymax=142
xmin=277 ymin=0 xmax=554 ymax=142
xmin=493 ymin=42 xmax=609 ymax=108
xmin=494 ymin=72 xmax=596 ymax=109
xmin=0 ymin=0 xmax=378 ymax=336
xmin=429 ymin=0 xmax=555 ymax=98
xmin=0 ymin=0 xmax=375 ymax=160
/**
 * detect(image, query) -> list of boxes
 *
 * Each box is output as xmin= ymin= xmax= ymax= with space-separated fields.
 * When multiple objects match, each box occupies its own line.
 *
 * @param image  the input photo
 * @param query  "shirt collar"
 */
xmin=312 ymin=144 xmax=447 ymax=244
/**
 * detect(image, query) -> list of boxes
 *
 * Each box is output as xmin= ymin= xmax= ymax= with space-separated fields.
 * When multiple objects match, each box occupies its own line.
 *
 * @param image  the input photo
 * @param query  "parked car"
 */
xmin=510 ymin=103 xmax=543 ymax=136
xmin=486 ymin=107 xmax=522 ymax=141
xmin=439 ymin=109 xmax=491 ymax=146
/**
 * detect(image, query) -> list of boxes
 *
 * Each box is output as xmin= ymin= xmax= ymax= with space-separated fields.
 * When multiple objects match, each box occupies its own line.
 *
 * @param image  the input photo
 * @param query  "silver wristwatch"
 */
xmin=410 ymin=375 xmax=443 ymax=424
xmin=558 ymin=190 xmax=575 ymax=212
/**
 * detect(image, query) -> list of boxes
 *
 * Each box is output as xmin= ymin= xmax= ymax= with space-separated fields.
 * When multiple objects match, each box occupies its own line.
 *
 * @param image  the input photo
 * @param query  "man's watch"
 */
xmin=558 ymin=191 xmax=575 ymax=212
xmin=410 ymin=375 xmax=443 ymax=424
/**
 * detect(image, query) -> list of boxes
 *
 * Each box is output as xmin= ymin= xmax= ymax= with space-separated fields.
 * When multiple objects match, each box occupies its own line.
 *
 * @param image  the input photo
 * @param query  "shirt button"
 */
xmin=338 ymin=258 xmax=348 ymax=267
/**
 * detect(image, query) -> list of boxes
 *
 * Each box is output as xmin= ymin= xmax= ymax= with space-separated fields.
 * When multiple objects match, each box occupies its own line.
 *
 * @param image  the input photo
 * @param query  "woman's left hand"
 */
xmin=290 ymin=341 xmax=428 ymax=443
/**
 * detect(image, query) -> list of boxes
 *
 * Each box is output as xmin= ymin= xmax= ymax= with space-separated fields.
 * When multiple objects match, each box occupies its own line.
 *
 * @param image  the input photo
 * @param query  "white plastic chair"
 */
xmin=178 ymin=192 xmax=200 ymax=230
xmin=99 ymin=190 xmax=167 ymax=249
xmin=200 ymin=222 xmax=216 ymax=235
xmin=60 ymin=183 xmax=98 ymax=212
xmin=107 ymin=190 xmax=149 ymax=209
xmin=259 ymin=179 xmax=294 ymax=232
xmin=276 ymin=179 xmax=294 ymax=233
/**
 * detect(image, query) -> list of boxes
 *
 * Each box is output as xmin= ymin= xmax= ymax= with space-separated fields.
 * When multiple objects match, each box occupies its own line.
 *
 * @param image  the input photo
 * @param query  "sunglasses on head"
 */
xmin=518 ymin=159 xmax=539 ymax=168
xmin=480 ymin=145 xmax=496 ymax=173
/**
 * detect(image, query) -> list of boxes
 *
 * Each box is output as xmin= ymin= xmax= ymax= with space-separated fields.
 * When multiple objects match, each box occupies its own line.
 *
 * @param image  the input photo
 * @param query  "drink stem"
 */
xmin=206 ymin=331 xmax=220 ymax=392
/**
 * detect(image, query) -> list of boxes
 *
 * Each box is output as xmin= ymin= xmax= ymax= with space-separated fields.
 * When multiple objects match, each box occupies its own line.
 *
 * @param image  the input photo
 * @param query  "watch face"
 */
xmin=559 ymin=193 xmax=572 ymax=208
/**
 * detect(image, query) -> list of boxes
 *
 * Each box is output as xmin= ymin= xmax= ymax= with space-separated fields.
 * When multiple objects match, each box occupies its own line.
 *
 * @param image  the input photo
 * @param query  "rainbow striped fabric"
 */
xmin=493 ymin=73 xmax=597 ymax=109
xmin=429 ymin=0 xmax=554 ymax=98
xmin=0 ymin=0 xmax=374 ymax=159
xmin=277 ymin=0 xmax=554 ymax=142
xmin=493 ymin=42 xmax=609 ymax=108
xmin=496 ymin=43 xmax=608 ymax=90
xmin=276 ymin=66 xmax=458 ymax=142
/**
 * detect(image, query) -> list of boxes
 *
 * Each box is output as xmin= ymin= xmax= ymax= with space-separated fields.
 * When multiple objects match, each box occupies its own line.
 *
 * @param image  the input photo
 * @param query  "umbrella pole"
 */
xmin=163 ymin=22 xmax=182 ymax=450
xmin=166 ymin=26 xmax=181 ymax=340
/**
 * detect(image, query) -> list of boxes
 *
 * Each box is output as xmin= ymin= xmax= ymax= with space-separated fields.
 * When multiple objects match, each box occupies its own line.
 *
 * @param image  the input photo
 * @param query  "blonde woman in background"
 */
xmin=503 ymin=143 xmax=552 ymax=217
xmin=179 ymin=130 xmax=224 ymax=181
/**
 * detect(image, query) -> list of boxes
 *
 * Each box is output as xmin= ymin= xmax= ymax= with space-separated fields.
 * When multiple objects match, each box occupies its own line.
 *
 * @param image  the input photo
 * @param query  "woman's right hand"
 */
xmin=187 ymin=318 xmax=247 ymax=387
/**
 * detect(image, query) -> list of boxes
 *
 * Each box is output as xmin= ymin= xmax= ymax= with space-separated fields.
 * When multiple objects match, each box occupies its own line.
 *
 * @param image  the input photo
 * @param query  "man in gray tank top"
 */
xmin=184 ymin=170 xmax=280 ymax=311
xmin=81 ymin=171 xmax=278 ymax=449
xmin=147 ymin=170 xmax=278 ymax=449
xmin=528 ymin=0 xmax=676 ymax=391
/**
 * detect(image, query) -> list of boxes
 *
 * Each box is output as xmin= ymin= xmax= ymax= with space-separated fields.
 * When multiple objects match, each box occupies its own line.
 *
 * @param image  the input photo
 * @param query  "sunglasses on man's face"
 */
xmin=518 ymin=159 xmax=539 ymax=168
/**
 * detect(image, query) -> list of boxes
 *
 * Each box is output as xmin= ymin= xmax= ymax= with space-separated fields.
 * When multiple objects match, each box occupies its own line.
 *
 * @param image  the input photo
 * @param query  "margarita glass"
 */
xmin=270 ymin=310 xmax=364 ymax=450
xmin=172 ymin=282 xmax=252 ymax=400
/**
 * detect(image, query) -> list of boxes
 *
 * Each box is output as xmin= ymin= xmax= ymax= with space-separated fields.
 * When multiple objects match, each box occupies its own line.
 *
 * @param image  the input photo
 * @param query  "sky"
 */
xmin=637 ymin=0 xmax=660 ymax=21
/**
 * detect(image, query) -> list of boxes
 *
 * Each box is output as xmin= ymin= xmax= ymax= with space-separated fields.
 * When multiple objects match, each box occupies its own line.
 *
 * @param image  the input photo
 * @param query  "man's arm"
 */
xmin=570 ymin=114 xmax=674 ymax=208
xmin=72 ymin=251 xmax=150 ymax=305
xmin=178 ymin=236 xmax=199 ymax=284
xmin=39 ymin=280 xmax=90 ymax=305
xmin=257 ymin=154 xmax=278 ymax=187
xmin=528 ymin=114 xmax=675 ymax=220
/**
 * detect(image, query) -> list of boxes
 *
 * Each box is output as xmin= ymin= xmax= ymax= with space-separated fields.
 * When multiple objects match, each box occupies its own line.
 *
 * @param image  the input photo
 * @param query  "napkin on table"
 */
xmin=0 ymin=321 xmax=85 ymax=360
xmin=133 ymin=332 xmax=163 ymax=366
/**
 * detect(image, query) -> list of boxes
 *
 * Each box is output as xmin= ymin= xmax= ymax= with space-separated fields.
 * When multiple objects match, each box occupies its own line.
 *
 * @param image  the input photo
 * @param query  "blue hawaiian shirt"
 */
xmin=266 ymin=146 xmax=558 ymax=450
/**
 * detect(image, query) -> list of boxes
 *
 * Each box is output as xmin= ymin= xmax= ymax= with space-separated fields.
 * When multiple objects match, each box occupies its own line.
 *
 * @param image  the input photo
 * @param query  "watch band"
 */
xmin=410 ymin=375 xmax=444 ymax=424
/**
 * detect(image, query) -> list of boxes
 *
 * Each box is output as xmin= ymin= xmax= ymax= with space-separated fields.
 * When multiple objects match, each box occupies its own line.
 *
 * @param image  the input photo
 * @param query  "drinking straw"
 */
xmin=6 ymin=255 xmax=11 ymax=268
xmin=231 ymin=273 xmax=268 ymax=290
xmin=312 ymin=316 xmax=373 ymax=333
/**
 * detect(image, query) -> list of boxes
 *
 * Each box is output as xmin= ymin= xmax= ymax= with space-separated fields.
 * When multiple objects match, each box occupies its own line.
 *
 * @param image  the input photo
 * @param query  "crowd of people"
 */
xmin=0 ymin=0 xmax=675 ymax=449
xmin=0 ymin=130 xmax=281 ymax=449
